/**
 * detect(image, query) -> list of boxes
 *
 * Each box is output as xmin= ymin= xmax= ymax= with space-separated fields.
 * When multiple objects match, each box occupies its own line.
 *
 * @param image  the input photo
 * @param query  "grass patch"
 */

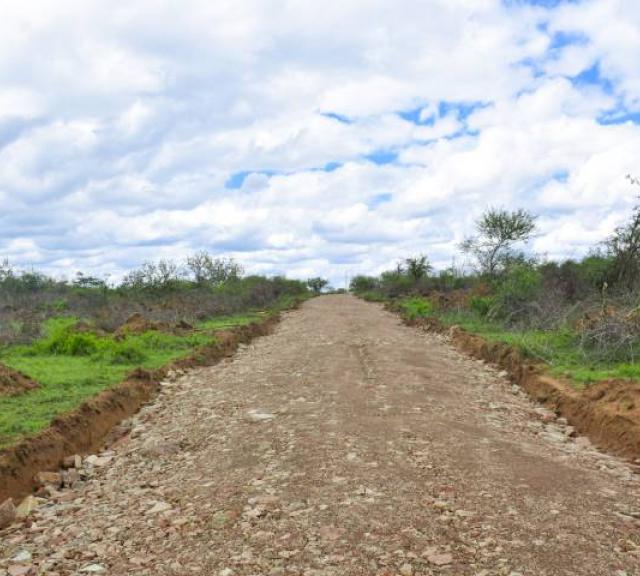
xmin=196 ymin=294 xmax=310 ymax=332
xmin=398 ymin=297 xmax=434 ymax=320
xmin=359 ymin=291 xmax=389 ymax=303
xmin=197 ymin=312 xmax=263 ymax=331
xmin=0 ymin=294 xmax=307 ymax=447
xmin=0 ymin=307 xmax=288 ymax=447
xmin=431 ymin=309 xmax=640 ymax=387
xmin=0 ymin=329 xmax=213 ymax=447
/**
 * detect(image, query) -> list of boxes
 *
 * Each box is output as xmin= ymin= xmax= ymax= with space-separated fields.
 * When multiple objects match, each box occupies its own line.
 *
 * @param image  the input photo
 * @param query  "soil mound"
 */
xmin=0 ymin=363 xmax=39 ymax=397
xmin=71 ymin=321 xmax=107 ymax=337
xmin=114 ymin=313 xmax=170 ymax=337
xmin=114 ymin=314 xmax=195 ymax=337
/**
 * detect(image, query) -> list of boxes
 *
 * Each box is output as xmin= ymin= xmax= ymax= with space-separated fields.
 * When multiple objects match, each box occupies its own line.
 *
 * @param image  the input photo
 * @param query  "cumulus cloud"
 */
xmin=0 ymin=0 xmax=639 ymax=286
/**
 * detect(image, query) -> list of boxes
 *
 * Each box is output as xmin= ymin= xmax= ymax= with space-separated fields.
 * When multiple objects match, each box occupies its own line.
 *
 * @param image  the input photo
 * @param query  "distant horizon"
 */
xmin=2 ymin=0 xmax=640 ymax=287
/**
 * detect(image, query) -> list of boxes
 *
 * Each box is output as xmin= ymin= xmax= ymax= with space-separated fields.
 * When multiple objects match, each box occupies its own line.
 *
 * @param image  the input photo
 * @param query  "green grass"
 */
xmin=398 ymin=297 xmax=434 ymax=320
xmin=358 ymin=291 xmax=389 ymax=303
xmin=0 ymin=328 xmax=215 ymax=446
xmin=196 ymin=294 xmax=310 ymax=332
xmin=434 ymin=309 xmax=640 ymax=387
xmin=197 ymin=312 xmax=264 ymax=331
xmin=0 ymin=307 xmax=290 ymax=447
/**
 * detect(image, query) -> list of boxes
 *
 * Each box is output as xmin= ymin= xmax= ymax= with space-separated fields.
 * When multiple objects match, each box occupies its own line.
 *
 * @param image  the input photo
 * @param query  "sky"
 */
xmin=1 ymin=0 xmax=640 ymax=287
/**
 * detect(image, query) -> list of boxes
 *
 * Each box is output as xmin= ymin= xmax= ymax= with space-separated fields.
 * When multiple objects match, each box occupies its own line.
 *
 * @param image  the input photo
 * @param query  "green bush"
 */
xmin=493 ymin=264 xmax=541 ymax=319
xmin=35 ymin=319 xmax=100 ymax=356
xmin=469 ymin=295 xmax=495 ymax=317
xmin=54 ymin=332 xmax=100 ymax=356
xmin=577 ymin=254 xmax=613 ymax=290
xmin=49 ymin=299 xmax=69 ymax=312
xmin=95 ymin=340 xmax=147 ymax=365
xmin=399 ymin=297 xmax=434 ymax=320
xmin=379 ymin=273 xmax=414 ymax=297
xmin=360 ymin=291 xmax=388 ymax=302
xmin=349 ymin=275 xmax=379 ymax=293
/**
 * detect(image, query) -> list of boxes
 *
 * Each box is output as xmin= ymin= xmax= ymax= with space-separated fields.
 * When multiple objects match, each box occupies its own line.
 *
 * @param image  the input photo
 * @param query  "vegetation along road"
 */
xmin=2 ymin=295 xmax=640 ymax=575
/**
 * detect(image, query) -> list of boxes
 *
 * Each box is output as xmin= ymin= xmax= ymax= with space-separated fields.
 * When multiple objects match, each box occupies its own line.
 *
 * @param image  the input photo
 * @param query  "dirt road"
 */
xmin=2 ymin=295 xmax=640 ymax=575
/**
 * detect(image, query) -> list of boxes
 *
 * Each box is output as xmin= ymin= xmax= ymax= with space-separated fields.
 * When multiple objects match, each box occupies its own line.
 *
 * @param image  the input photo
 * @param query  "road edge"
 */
xmin=0 ymin=314 xmax=283 ymax=505
xmin=400 ymin=313 xmax=640 ymax=462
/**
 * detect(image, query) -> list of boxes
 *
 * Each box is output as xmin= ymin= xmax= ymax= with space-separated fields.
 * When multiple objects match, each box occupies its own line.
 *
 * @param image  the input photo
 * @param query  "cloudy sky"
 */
xmin=1 ymin=0 xmax=639 ymax=286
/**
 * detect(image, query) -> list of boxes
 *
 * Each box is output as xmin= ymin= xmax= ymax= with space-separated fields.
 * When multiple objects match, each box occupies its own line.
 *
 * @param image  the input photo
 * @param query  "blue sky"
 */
xmin=1 ymin=0 xmax=639 ymax=286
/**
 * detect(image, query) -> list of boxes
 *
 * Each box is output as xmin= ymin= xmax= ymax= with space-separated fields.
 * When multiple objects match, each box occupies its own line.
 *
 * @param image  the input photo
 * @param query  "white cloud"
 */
xmin=550 ymin=0 xmax=640 ymax=109
xmin=0 ymin=0 xmax=639 ymax=286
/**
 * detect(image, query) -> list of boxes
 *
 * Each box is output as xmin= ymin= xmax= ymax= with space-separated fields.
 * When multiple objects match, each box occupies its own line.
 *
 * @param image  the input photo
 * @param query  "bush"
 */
xmin=307 ymin=277 xmax=329 ymax=294
xmin=38 ymin=330 xmax=100 ymax=356
xmin=399 ymin=297 xmax=434 ymax=320
xmin=580 ymin=315 xmax=640 ymax=363
xmin=49 ymin=299 xmax=69 ymax=312
xmin=578 ymin=254 xmax=613 ymax=291
xmin=96 ymin=340 xmax=147 ymax=365
xmin=349 ymin=275 xmax=379 ymax=293
xmin=469 ymin=295 xmax=495 ymax=317
xmin=379 ymin=272 xmax=415 ymax=298
xmin=493 ymin=264 xmax=542 ymax=322
xmin=360 ymin=291 xmax=388 ymax=302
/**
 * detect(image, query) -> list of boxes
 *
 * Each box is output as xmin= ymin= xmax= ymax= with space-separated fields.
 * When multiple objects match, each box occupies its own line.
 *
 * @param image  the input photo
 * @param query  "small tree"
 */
xmin=492 ymin=263 xmax=542 ymax=322
xmin=461 ymin=208 xmax=537 ymax=277
xmin=307 ymin=277 xmax=329 ymax=294
xmin=156 ymin=259 xmax=181 ymax=285
xmin=349 ymin=275 xmax=378 ymax=293
xmin=0 ymin=258 xmax=14 ymax=282
xmin=121 ymin=259 xmax=184 ymax=290
xmin=379 ymin=269 xmax=413 ymax=297
xmin=73 ymin=272 xmax=106 ymax=289
xmin=404 ymin=255 xmax=432 ymax=282
xmin=607 ymin=176 xmax=640 ymax=290
xmin=186 ymin=252 xmax=244 ymax=286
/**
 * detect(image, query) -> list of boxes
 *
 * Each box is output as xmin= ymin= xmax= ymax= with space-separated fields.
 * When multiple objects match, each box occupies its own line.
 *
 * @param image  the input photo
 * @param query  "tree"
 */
xmin=404 ymin=255 xmax=432 ymax=282
xmin=461 ymin=208 xmax=536 ymax=277
xmin=349 ymin=275 xmax=378 ymax=293
xmin=121 ymin=259 xmax=184 ymax=290
xmin=0 ymin=258 xmax=13 ymax=282
xmin=607 ymin=179 xmax=640 ymax=290
xmin=307 ymin=277 xmax=329 ymax=294
xmin=73 ymin=272 xmax=107 ymax=289
xmin=186 ymin=252 xmax=244 ymax=286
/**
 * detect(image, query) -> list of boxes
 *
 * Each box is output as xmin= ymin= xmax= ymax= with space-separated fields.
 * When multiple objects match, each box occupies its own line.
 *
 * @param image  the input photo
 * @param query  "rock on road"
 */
xmin=2 ymin=295 xmax=640 ymax=575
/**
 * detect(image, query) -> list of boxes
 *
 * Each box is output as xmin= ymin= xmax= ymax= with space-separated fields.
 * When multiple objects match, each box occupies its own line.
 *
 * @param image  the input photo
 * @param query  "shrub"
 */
xmin=307 ymin=277 xmax=329 ymax=294
xmin=399 ymin=297 xmax=434 ymax=320
xmin=379 ymin=272 xmax=414 ymax=298
xmin=96 ymin=340 xmax=147 ymax=365
xmin=606 ymin=197 xmax=640 ymax=290
xmin=469 ymin=295 xmax=495 ymax=317
xmin=49 ymin=299 xmax=69 ymax=312
xmin=492 ymin=264 xmax=542 ymax=321
xmin=350 ymin=275 xmax=379 ymax=293
xmin=405 ymin=256 xmax=432 ymax=282
xmin=579 ymin=314 xmax=640 ymax=363
xmin=578 ymin=254 xmax=613 ymax=291
xmin=360 ymin=291 xmax=388 ymax=302
xmin=38 ymin=330 xmax=100 ymax=356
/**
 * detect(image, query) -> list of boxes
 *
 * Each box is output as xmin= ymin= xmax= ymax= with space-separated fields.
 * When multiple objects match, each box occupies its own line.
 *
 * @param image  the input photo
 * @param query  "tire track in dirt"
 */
xmin=1 ymin=295 xmax=639 ymax=575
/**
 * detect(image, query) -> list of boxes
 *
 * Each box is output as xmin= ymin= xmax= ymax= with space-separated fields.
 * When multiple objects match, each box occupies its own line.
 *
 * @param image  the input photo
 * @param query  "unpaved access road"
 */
xmin=2 ymin=295 xmax=640 ymax=575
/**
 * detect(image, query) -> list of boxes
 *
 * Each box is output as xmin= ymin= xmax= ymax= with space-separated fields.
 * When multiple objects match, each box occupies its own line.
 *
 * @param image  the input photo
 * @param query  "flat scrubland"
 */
xmin=0 ymin=254 xmax=309 ymax=447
